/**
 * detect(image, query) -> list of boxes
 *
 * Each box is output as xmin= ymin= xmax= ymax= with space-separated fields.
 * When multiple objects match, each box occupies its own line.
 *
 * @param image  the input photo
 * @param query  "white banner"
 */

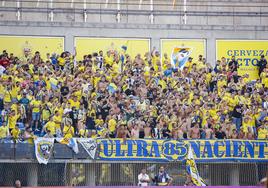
xmin=186 ymin=145 xmax=206 ymax=186
xmin=34 ymin=138 xmax=54 ymax=165
xmin=78 ymin=138 xmax=97 ymax=159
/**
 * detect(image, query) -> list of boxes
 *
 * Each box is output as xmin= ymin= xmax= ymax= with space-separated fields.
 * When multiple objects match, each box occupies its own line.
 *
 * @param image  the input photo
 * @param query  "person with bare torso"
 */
xmin=144 ymin=123 xmax=152 ymax=138
xmin=230 ymin=129 xmax=238 ymax=139
xmin=204 ymin=124 xmax=214 ymax=139
xmin=190 ymin=123 xmax=200 ymax=139
xmin=131 ymin=124 xmax=140 ymax=139
xmin=98 ymin=76 xmax=108 ymax=93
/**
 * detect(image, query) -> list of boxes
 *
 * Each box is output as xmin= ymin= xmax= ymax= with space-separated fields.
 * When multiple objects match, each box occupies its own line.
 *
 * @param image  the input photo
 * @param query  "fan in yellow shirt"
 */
xmin=53 ymin=111 xmax=62 ymax=130
xmin=31 ymin=98 xmax=42 ymax=113
xmin=43 ymin=116 xmax=57 ymax=136
xmin=162 ymin=53 xmax=171 ymax=71
xmin=79 ymin=128 xmax=89 ymax=138
xmin=0 ymin=123 xmax=9 ymax=139
xmin=108 ymin=116 xmax=117 ymax=135
xmin=63 ymin=121 xmax=74 ymax=138
xmin=11 ymin=125 xmax=21 ymax=141
xmin=95 ymin=115 xmax=104 ymax=127
xmin=3 ymin=88 xmax=12 ymax=104
xmin=242 ymin=116 xmax=253 ymax=134
xmin=257 ymin=125 xmax=268 ymax=139
xmin=104 ymin=51 xmax=114 ymax=66
xmin=69 ymin=96 xmax=80 ymax=109
xmin=7 ymin=110 xmax=20 ymax=131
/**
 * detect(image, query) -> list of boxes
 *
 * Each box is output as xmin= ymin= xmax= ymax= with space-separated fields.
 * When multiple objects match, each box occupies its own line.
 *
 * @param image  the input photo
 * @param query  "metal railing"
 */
xmin=0 ymin=162 xmax=266 ymax=186
xmin=0 ymin=0 xmax=268 ymax=24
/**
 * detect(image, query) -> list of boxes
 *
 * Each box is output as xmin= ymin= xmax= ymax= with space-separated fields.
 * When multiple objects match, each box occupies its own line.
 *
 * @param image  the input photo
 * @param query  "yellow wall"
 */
xmin=216 ymin=40 xmax=268 ymax=80
xmin=75 ymin=37 xmax=150 ymax=61
xmin=0 ymin=35 xmax=64 ymax=58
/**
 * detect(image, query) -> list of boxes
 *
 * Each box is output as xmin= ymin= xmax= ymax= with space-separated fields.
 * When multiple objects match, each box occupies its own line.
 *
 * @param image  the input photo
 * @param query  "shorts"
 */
xmin=32 ymin=112 xmax=40 ymax=121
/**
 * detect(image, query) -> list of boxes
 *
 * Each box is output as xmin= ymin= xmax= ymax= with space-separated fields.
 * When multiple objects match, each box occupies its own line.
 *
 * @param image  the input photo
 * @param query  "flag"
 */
xmin=57 ymin=137 xmax=79 ymax=154
xmin=171 ymin=47 xmax=191 ymax=70
xmin=34 ymin=137 xmax=54 ymax=164
xmin=186 ymin=145 xmax=206 ymax=186
xmin=68 ymin=138 xmax=79 ymax=154
xmin=78 ymin=138 xmax=97 ymax=159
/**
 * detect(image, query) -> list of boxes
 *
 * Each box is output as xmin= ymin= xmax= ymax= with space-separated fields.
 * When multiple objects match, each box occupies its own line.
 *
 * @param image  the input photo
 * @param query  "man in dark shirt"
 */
xmin=101 ymin=100 xmax=110 ymax=121
xmin=215 ymin=127 xmax=226 ymax=139
xmin=153 ymin=166 xmax=173 ymax=186
xmin=60 ymin=83 xmax=69 ymax=96
xmin=258 ymin=55 xmax=267 ymax=76
xmin=162 ymin=125 xmax=171 ymax=139
xmin=232 ymin=105 xmax=242 ymax=133
xmin=228 ymin=56 xmax=239 ymax=73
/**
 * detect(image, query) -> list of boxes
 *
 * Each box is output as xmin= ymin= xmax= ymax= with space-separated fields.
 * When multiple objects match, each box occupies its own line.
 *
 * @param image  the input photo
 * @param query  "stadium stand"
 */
xmin=0 ymin=0 xmax=267 ymax=187
xmin=0 ymin=48 xmax=267 ymax=141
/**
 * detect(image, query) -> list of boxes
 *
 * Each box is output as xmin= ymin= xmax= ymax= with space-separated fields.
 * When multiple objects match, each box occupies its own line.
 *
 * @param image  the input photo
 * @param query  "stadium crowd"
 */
xmin=0 ymin=45 xmax=267 ymax=143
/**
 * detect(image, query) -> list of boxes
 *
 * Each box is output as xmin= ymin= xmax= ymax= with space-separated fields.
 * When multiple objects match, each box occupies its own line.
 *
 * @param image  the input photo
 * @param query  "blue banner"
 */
xmin=97 ymin=139 xmax=268 ymax=162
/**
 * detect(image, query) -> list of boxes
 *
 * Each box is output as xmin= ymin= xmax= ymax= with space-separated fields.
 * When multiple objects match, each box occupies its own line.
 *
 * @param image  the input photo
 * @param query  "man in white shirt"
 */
xmin=138 ymin=169 xmax=150 ymax=186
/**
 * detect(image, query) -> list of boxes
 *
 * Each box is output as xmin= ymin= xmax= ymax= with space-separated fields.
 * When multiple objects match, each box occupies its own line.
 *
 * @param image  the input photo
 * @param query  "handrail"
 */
xmin=2 ymin=0 xmax=268 ymax=8
xmin=0 ymin=7 xmax=267 ymax=17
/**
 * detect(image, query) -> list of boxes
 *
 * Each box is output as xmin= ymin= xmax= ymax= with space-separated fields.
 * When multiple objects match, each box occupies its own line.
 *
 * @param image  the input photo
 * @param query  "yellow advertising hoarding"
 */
xmin=0 ymin=35 xmax=64 ymax=58
xmin=75 ymin=37 xmax=150 ymax=61
xmin=216 ymin=40 xmax=268 ymax=80
xmin=161 ymin=39 xmax=206 ymax=69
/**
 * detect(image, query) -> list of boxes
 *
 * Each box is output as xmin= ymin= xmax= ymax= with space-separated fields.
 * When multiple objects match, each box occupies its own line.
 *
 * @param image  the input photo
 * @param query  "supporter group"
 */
xmin=0 ymin=45 xmax=267 ymax=143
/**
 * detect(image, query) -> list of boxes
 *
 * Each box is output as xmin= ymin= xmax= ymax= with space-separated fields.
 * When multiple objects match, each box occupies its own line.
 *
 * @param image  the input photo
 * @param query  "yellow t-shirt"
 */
xmin=44 ymin=121 xmax=56 ymax=135
xmin=11 ymin=103 xmax=18 ymax=115
xmin=196 ymin=61 xmax=206 ymax=70
xmin=262 ymin=77 xmax=268 ymax=88
xmin=217 ymin=79 xmax=227 ymax=93
xmin=95 ymin=118 xmax=104 ymax=126
xmin=0 ymin=126 xmax=9 ymax=138
xmin=228 ymin=97 xmax=238 ymax=109
xmin=53 ymin=115 xmax=62 ymax=129
xmin=104 ymin=55 xmax=114 ymax=66
xmin=0 ymin=84 xmax=4 ymax=96
xmin=31 ymin=100 xmax=41 ymax=113
xmin=4 ymin=90 xmax=12 ymax=103
xmin=42 ymin=109 xmax=51 ymax=121
xmin=11 ymin=128 xmax=20 ymax=139
xmin=58 ymin=57 xmax=65 ymax=66
xmin=11 ymin=86 xmax=20 ymax=99
xmin=108 ymin=119 xmax=117 ymax=132
xmin=73 ymin=90 xmax=82 ymax=100
xmin=258 ymin=128 xmax=268 ymax=139
xmin=152 ymin=56 xmax=160 ymax=67
xmin=54 ymin=107 xmax=64 ymax=118
xmin=79 ymin=129 xmax=89 ymax=138
xmin=112 ymin=63 xmax=120 ymax=74
xmin=242 ymin=120 xmax=252 ymax=133
xmin=8 ymin=114 xmax=20 ymax=129
xmin=69 ymin=99 xmax=80 ymax=109
xmin=63 ymin=125 xmax=74 ymax=137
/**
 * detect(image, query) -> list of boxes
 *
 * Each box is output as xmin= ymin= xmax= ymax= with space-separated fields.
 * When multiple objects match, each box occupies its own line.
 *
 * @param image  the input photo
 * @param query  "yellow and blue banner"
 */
xmin=0 ymin=35 xmax=64 ymax=58
xmin=216 ymin=40 xmax=268 ymax=80
xmin=75 ymin=37 xmax=150 ymax=61
xmin=98 ymin=139 xmax=268 ymax=162
xmin=186 ymin=145 xmax=206 ymax=186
